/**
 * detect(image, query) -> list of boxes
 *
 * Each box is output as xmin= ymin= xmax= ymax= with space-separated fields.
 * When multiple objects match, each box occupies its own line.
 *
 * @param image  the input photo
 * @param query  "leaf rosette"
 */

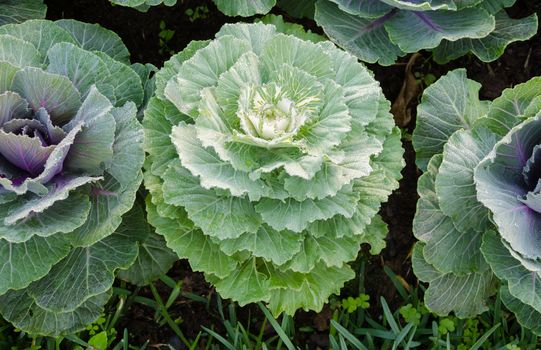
xmin=0 ymin=19 xmax=151 ymax=336
xmin=413 ymin=69 xmax=541 ymax=335
xmin=144 ymin=21 xmax=404 ymax=315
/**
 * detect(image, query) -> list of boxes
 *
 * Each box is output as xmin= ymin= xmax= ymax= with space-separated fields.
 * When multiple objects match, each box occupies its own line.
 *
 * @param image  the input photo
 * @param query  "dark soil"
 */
xmin=43 ymin=0 xmax=541 ymax=348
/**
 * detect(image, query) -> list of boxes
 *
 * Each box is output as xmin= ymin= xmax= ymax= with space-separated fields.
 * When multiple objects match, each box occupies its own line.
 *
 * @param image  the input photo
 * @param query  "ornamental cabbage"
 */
xmin=143 ymin=21 xmax=404 ymax=315
xmin=314 ymin=0 xmax=538 ymax=65
xmin=412 ymin=69 xmax=541 ymax=335
xmin=0 ymin=19 xmax=151 ymax=336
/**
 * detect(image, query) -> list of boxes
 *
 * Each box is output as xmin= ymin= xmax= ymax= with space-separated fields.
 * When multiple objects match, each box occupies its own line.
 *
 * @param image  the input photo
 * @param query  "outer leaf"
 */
xmin=385 ymin=7 xmax=495 ymax=53
xmin=146 ymin=197 xmax=238 ymax=278
xmin=0 ymin=20 xmax=75 ymax=60
xmin=267 ymin=264 xmax=355 ymax=315
xmin=162 ymin=161 xmax=261 ymax=239
xmin=0 ymin=193 xmax=91 ymax=243
xmin=479 ymin=77 xmax=541 ymax=137
xmin=413 ymin=243 xmax=497 ymax=318
xmin=500 ymin=285 xmax=541 ymax=336
xmin=26 ymin=231 xmax=138 ymax=313
xmin=213 ymin=259 xmax=271 ymax=305
xmin=55 ymin=19 xmax=131 ymax=64
xmin=212 ymin=0 xmax=276 ymax=17
xmin=0 ymin=0 xmax=47 ymax=26
xmin=255 ymin=184 xmax=359 ymax=233
xmin=315 ymin=0 xmax=404 ymax=66
xmin=218 ymin=225 xmax=303 ymax=266
xmin=433 ymin=12 xmax=538 ymax=64
xmin=413 ymin=69 xmax=489 ymax=170
xmin=435 ymin=127 xmax=497 ymax=232
xmin=0 ymin=34 xmax=42 ymax=68
xmin=482 ymin=231 xmax=541 ymax=314
xmin=116 ymin=203 xmax=177 ymax=286
xmin=0 ymin=235 xmax=70 ymax=294
xmin=11 ymin=67 xmax=81 ymax=125
xmin=0 ymin=289 xmax=111 ymax=337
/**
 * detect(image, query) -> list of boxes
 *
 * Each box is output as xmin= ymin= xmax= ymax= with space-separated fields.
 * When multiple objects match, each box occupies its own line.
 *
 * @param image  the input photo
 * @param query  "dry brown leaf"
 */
xmin=391 ymin=53 xmax=422 ymax=127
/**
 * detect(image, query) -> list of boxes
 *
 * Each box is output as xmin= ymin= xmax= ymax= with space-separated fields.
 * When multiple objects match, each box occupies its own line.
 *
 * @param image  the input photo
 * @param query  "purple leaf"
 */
xmin=0 ymin=130 xmax=55 ymax=176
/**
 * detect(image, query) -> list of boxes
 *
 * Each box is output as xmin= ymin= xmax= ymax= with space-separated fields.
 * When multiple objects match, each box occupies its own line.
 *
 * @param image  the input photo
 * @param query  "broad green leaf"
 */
xmin=435 ymin=127 xmax=497 ymax=232
xmin=0 ymin=289 xmax=111 ymax=337
xmin=217 ymin=225 xmax=303 ymax=266
xmin=414 ymin=154 xmax=487 ymax=274
xmin=260 ymin=33 xmax=334 ymax=79
xmin=482 ymin=231 xmax=541 ymax=314
xmin=212 ymin=0 xmax=275 ymax=17
xmin=298 ymin=79 xmax=351 ymax=155
xmin=213 ymin=259 xmax=271 ymax=305
xmin=0 ymin=0 xmax=47 ymax=26
xmin=162 ymin=161 xmax=262 ymax=239
xmin=146 ymin=197 xmax=238 ymax=278
xmin=283 ymin=233 xmax=363 ymax=272
xmin=255 ymin=184 xmax=359 ymax=233
xmin=500 ymin=285 xmax=541 ymax=336
xmin=47 ymin=42 xmax=108 ymax=97
xmin=327 ymin=0 xmax=391 ymax=17
xmin=217 ymin=22 xmax=277 ymax=55
xmin=26 ymin=231 xmax=138 ymax=313
xmin=433 ymin=12 xmax=538 ymax=64
xmin=143 ymin=97 xmax=190 ymax=176
xmin=276 ymin=0 xmax=316 ymax=19
xmin=0 ymin=34 xmax=42 ymax=68
xmin=319 ymin=41 xmax=381 ymax=127
xmin=0 ymin=20 xmax=75 ymax=60
xmin=284 ymin=131 xmax=381 ymax=200
xmin=480 ymin=76 xmax=541 ymax=136
xmin=0 ymin=235 xmax=70 ymax=294
xmin=94 ymin=52 xmax=143 ymax=108
xmin=268 ymin=264 xmax=355 ymax=315
xmin=116 ymin=202 xmax=177 ymax=286
xmin=65 ymin=89 xmax=116 ymax=175
xmin=55 ymin=19 xmax=130 ymax=64
xmin=0 ymin=91 xmax=30 ymax=125
xmin=0 ymin=193 xmax=90 ymax=243
xmin=259 ymin=15 xmax=324 ymax=42
xmin=155 ymin=40 xmax=210 ymax=100
xmin=385 ymin=7 xmax=494 ymax=53
xmin=412 ymin=243 xmax=497 ymax=318
xmin=413 ymin=154 xmax=444 ymax=242
xmin=315 ymin=0 xmax=404 ymax=66
xmin=361 ymin=214 xmax=388 ymax=254
xmin=413 ymin=69 xmax=489 ymax=170
xmin=11 ymin=67 xmax=81 ymax=125
xmin=0 ymin=61 xmax=18 ymax=93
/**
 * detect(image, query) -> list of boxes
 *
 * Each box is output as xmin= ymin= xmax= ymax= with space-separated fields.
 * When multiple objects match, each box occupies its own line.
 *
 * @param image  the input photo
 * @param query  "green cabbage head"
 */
xmin=413 ymin=69 xmax=541 ymax=335
xmin=0 ymin=19 xmax=149 ymax=336
xmin=144 ymin=21 xmax=404 ymax=315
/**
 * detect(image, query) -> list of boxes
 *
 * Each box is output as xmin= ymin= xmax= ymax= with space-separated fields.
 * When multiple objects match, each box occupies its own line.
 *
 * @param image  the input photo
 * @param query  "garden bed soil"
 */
xmin=44 ymin=0 xmax=541 ymax=348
